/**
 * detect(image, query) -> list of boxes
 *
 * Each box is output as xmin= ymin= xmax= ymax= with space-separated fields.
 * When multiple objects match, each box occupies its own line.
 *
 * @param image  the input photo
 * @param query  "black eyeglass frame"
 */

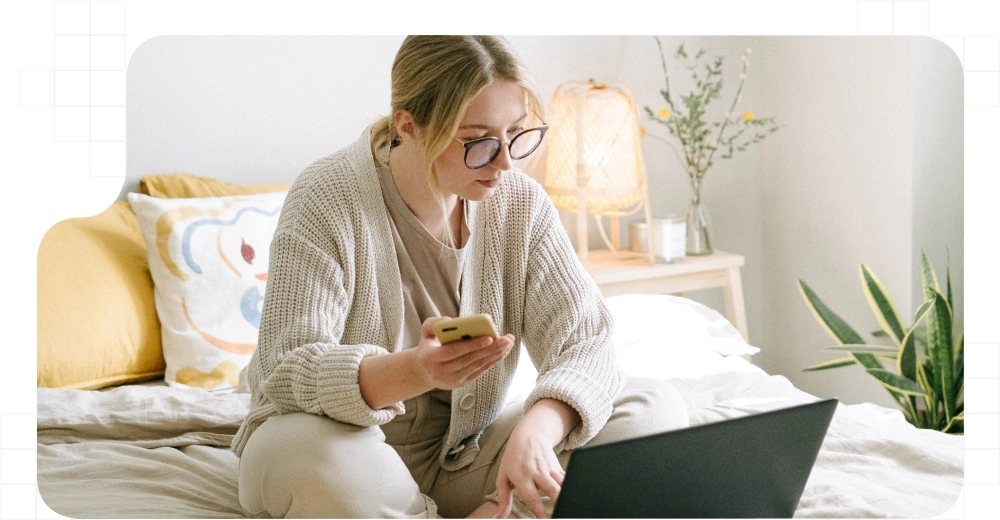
xmin=453 ymin=125 xmax=549 ymax=170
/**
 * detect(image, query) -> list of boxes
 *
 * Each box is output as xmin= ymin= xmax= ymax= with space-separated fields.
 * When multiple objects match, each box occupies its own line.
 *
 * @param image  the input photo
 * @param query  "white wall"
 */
xmin=123 ymin=35 xmax=626 ymax=197
xmin=122 ymin=36 xmax=963 ymax=407
xmin=754 ymin=37 xmax=916 ymax=407
xmin=910 ymin=37 xmax=964 ymax=332
xmin=123 ymin=36 xmax=405 ymax=197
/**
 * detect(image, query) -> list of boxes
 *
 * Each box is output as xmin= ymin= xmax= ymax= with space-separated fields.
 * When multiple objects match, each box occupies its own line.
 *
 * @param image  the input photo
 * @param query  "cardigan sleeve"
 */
xmin=247 ymin=230 xmax=404 ymax=426
xmin=520 ymin=194 xmax=625 ymax=452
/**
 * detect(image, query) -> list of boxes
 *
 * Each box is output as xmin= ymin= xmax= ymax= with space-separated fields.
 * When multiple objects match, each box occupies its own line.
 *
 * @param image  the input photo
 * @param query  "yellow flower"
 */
xmin=742 ymin=110 xmax=754 ymax=122
xmin=658 ymin=107 xmax=670 ymax=119
xmin=639 ymin=126 xmax=646 ymax=137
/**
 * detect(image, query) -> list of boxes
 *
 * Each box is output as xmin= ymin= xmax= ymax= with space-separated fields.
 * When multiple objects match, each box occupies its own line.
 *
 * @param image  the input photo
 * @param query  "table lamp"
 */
xmin=543 ymin=80 xmax=655 ymax=265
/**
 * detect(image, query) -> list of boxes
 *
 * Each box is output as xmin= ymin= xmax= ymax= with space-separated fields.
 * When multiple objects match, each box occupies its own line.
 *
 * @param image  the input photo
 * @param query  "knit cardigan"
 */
xmin=231 ymin=129 xmax=625 ymax=470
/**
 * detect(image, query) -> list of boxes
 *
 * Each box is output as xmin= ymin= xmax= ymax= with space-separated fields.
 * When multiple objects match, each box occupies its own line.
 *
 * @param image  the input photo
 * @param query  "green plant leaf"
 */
xmin=916 ymin=362 xmax=935 ymax=409
xmin=946 ymin=260 xmax=953 ymax=314
xmin=797 ymin=281 xmax=905 ymax=407
xmin=923 ymin=359 xmax=940 ymax=404
xmin=898 ymin=328 xmax=918 ymax=382
xmin=927 ymin=287 xmax=956 ymax=423
xmin=905 ymin=395 xmax=920 ymax=427
xmin=953 ymin=331 xmax=964 ymax=387
xmin=920 ymin=252 xmax=940 ymax=301
xmin=860 ymin=264 xmax=906 ymax=344
xmin=803 ymin=357 xmax=857 ymax=371
xmin=871 ymin=330 xmax=889 ymax=338
xmin=797 ymin=280 xmax=865 ymax=345
xmin=867 ymin=369 xmax=925 ymax=395
xmin=826 ymin=344 xmax=900 ymax=355
xmin=913 ymin=300 xmax=933 ymax=326
xmin=944 ymin=412 xmax=964 ymax=434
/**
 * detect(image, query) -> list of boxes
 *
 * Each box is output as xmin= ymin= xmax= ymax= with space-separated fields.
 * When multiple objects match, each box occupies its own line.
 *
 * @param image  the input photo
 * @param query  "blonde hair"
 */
xmin=370 ymin=36 xmax=544 ymax=246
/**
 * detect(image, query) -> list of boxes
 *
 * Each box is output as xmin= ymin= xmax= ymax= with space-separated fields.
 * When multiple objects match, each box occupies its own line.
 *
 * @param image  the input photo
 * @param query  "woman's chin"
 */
xmin=466 ymin=188 xmax=497 ymax=202
xmin=458 ymin=183 xmax=500 ymax=201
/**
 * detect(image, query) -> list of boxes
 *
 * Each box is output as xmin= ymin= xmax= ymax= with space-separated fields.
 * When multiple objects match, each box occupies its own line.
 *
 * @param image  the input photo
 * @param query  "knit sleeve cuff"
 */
xmin=316 ymin=344 xmax=405 ymax=425
xmin=261 ymin=343 xmax=404 ymax=427
xmin=524 ymin=367 xmax=617 ymax=452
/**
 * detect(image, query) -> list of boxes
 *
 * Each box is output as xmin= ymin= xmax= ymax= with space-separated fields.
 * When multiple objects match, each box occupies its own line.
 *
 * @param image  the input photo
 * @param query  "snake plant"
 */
xmin=798 ymin=253 xmax=963 ymax=433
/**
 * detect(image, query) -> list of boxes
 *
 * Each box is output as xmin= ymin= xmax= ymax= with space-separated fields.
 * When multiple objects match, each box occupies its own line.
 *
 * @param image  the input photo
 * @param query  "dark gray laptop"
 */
xmin=552 ymin=398 xmax=838 ymax=518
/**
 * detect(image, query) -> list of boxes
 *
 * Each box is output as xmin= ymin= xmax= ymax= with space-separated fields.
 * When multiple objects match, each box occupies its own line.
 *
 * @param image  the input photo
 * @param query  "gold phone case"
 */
xmin=433 ymin=314 xmax=499 ymax=344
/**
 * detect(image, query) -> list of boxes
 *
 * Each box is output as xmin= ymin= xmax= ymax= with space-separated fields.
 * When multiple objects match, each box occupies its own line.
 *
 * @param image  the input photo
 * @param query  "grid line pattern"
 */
xmin=17 ymin=0 xmax=127 ymax=178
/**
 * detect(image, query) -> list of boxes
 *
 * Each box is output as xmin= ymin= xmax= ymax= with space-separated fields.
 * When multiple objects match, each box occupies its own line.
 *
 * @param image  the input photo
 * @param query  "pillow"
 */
xmin=37 ymin=201 xmax=165 ymax=389
xmin=605 ymin=294 xmax=760 ymax=380
xmin=504 ymin=294 xmax=760 ymax=405
xmin=127 ymin=191 xmax=286 ymax=391
xmin=604 ymin=294 xmax=758 ymax=356
xmin=140 ymin=173 xmax=291 ymax=198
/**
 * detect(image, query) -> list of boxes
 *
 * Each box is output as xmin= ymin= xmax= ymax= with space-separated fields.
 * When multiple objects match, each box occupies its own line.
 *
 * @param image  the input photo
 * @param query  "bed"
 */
xmin=37 ymin=286 xmax=963 ymax=518
xmin=36 ymin=174 xmax=963 ymax=517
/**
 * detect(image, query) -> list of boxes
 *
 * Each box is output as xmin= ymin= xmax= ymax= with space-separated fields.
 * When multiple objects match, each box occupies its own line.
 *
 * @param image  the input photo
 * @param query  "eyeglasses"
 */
xmin=453 ymin=126 xmax=548 ymax=170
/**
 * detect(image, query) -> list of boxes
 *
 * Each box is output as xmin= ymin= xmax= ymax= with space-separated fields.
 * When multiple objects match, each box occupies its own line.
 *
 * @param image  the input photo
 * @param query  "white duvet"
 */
xmin=37 ymin=295 xmax=964 ymax=518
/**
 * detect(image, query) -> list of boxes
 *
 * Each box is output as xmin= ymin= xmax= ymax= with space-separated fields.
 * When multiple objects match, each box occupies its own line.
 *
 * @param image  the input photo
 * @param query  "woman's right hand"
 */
xmin=414 ymin=316 xmax=515 ymax=390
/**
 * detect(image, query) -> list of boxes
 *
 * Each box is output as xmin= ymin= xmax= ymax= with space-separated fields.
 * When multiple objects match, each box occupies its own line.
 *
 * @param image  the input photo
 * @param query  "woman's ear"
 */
xmin=393 ymin=110 xmax=420 ymax=142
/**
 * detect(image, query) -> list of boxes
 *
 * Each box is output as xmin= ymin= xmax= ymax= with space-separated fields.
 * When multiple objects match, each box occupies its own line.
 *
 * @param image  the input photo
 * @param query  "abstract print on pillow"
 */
xmin=128 ymin=191 xmax=286 ymax=391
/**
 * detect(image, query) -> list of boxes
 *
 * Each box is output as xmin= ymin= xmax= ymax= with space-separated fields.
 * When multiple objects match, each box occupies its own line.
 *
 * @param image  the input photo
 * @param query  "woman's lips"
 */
xmin=477 ymin=179 xmax=500 ymax=188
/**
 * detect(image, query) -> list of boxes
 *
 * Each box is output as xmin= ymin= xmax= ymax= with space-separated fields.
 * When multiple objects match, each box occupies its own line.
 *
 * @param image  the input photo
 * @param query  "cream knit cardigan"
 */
xmin=232 ymin=129 xmax=624 ymax=470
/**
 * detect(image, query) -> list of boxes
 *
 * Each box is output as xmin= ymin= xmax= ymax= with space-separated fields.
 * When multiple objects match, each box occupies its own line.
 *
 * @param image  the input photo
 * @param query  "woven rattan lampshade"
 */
xmin=543 ymin=80 xmax=653 ymax=264
xmin=544 ymin=81 xmax=645 ymax=213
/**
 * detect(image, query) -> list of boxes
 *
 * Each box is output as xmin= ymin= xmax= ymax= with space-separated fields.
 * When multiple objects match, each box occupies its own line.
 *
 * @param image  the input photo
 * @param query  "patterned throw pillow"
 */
xmin=128 ymin=191 xmax=286 ymax=391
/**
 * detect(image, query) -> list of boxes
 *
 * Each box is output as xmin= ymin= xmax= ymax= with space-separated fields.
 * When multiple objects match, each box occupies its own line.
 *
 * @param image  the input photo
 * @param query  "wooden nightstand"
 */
xmin=583 ymin=249 xmax=749 ymax=341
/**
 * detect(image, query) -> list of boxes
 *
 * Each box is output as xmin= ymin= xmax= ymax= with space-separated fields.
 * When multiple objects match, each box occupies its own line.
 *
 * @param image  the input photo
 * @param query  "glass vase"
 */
xmin=685 ymin=179 xmax=712 ymax=256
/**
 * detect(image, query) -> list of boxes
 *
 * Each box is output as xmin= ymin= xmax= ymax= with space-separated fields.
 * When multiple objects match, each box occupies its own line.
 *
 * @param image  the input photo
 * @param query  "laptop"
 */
xmin=552 ymin=397 xmax=838 ymax=518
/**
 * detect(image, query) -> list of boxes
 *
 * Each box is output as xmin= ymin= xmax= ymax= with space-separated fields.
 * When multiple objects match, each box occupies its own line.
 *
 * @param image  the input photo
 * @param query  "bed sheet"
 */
xmin=36 ymin=355 xmax=963 ymax=519
xmin=37 ymin=385 xmax=248 ymax=518
xmin=36 ymin=295 xmax=962 ymax=518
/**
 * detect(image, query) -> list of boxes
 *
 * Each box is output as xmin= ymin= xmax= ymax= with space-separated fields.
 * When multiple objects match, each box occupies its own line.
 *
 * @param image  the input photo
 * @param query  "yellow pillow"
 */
xmin=141 ymin=173 xmax=291 ymax=198
xmin=38 ymin=175 xmax=291 ymax=389
xmin=37 ymin=201 xmax=165 ymax=389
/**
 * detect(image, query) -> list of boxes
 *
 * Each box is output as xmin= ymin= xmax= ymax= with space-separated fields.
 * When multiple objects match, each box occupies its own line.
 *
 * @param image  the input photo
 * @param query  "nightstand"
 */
xmin=583 ymin=249 xmax=749 ymax=341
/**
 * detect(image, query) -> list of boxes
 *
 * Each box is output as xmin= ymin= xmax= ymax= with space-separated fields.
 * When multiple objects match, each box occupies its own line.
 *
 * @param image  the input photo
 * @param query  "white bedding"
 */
xmin=36 ymin=295 xmax=964 ymax=518
xmin=668 ymin=357 xmax=964 ymax=517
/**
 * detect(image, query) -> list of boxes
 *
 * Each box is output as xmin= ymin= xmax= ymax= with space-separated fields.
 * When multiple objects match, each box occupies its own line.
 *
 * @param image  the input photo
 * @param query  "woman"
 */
xmin=234 ymin=35 xmax=688 ymax=519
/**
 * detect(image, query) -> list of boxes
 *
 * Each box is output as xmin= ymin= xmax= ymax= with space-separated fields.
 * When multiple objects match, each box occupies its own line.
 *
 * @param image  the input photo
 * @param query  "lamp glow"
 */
xmin=543 ymin=80 xmax=654 ymax=264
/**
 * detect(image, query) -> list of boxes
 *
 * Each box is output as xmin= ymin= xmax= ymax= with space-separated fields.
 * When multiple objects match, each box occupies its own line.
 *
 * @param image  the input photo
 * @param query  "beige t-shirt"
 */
xmin=376 ymin=155 xmax=470 ymax=407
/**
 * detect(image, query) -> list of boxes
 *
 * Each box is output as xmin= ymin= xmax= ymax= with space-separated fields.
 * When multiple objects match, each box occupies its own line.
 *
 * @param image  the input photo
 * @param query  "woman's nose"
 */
xmin=491 ymin=143 xmax=514 ymax=171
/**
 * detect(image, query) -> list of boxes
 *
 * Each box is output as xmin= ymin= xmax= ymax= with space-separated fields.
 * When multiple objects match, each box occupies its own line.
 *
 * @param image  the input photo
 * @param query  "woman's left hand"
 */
xmin=494 ymin=398 xmax=580 ymax=518
xmin=494 ymin=426 xmax=565 ymax=518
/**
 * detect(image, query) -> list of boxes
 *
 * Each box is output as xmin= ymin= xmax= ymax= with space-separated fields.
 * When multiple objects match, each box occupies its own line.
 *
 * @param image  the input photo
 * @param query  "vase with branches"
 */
xmin=644 ymin=37 xmax=781 ymax=255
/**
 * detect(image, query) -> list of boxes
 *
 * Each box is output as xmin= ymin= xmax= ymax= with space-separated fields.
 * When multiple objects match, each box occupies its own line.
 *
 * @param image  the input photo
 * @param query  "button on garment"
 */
xmin=459 ymin=393 xmax=476 ymax=411
xmin=374 ymin=145 xmax=478 ymax=501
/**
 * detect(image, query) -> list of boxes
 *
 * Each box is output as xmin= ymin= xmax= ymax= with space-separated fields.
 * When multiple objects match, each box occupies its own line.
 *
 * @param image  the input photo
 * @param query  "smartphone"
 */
xmin=432 ymin=314 xmax=500 ymax=344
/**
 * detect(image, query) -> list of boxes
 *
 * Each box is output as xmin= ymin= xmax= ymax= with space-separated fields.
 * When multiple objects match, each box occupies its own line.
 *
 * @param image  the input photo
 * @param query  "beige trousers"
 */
xmin=238 ymin=377 xmax=689 ymax=518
